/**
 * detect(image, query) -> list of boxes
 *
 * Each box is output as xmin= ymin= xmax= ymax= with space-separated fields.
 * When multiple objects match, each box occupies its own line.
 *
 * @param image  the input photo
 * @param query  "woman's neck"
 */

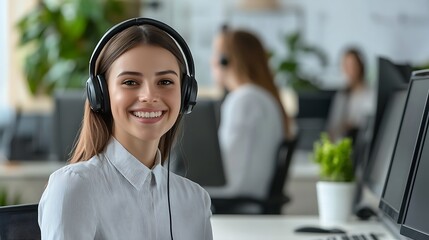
xmin=226 ymin=74 xmax=251 ymax=91
xmin=113 ymin=134 xmax=159 ymax=169
xmin=349 ymin=79 xmax=365 ymax=92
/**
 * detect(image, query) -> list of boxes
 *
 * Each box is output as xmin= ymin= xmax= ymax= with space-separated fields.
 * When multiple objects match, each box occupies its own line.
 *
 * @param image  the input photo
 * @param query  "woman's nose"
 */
xmin=138 ymin=85 xmax=159 ymax=102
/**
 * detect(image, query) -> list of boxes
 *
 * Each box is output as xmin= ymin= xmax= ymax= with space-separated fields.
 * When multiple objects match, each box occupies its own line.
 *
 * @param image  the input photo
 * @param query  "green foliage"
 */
xmin=312 ymin=133 xmax=354 ymax=182
xmin=276 ymin=31 xmax=328 ymax=91
xmin=0 ymin=187 xmax=21 ymax=206
xmin=16 ymin=0 xmax=132 ymax=96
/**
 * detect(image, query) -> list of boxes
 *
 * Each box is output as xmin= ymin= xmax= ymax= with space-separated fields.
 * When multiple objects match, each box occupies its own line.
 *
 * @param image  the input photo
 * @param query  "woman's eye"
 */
xmin=159 ymin=79 xmax=174 ymax=85
xmin=123 ymin=80 xmax=137 ymax=86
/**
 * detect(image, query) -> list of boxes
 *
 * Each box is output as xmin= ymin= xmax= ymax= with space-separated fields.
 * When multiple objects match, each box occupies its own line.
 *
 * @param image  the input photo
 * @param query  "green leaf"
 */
xmin=16 ymin=0 xmax=132 ymax=96
xmin=312 ymin=133 xmax=354 ymax=182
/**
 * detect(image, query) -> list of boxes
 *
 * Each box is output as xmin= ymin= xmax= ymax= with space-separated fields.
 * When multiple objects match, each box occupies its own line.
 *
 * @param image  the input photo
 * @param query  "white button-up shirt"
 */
xmin=205 ymin=84 xmax=284 ymax=199
xmin=39 ymin=137 xmax=213 ymax=240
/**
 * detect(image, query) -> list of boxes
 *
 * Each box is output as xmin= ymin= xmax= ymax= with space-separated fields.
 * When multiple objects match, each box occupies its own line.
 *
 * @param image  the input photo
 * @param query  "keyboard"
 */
xmin=314 ymin=232 xmax=383 ymax=240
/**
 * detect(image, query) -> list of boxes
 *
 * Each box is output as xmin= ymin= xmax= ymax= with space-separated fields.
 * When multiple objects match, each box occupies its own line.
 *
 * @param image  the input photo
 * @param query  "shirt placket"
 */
xmin=143 ymin=172 xmax=156 ymax=239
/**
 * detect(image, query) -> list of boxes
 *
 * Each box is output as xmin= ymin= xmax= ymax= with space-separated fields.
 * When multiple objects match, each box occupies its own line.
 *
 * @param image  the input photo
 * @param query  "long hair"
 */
xmin=221 ymin=29 xmax=293 ymax=139
xmin=70 ymin=25 xmax=187 ymax=164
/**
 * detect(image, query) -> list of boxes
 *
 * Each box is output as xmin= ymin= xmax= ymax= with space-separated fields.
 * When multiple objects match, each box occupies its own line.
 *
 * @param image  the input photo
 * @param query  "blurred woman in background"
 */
xmin=207 ymin=26 xmax=296 ymax=212
xmin=327 ymin=47 xmax=375 ymax=142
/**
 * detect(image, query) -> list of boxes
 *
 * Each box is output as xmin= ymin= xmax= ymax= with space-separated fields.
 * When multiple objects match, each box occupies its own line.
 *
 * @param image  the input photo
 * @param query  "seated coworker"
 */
xmin=206 ymin=27 xmax=295 ymax=203
xmin=38 ymin=18 xmax=213 ymax=239
xmin=327 ymin=47 xmax=374 ymax=142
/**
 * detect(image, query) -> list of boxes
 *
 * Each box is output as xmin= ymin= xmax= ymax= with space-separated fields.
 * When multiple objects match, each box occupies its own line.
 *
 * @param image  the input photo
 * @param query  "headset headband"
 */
xmin=89 ymin=18 xmax=195 ymax=81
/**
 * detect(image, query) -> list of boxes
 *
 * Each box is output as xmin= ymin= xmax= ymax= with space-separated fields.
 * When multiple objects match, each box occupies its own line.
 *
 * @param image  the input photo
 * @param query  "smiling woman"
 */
xmin=37 ymin=18 xmax=212 ymax=240
xmin=107 ymin=44 xmax=182 ymax=162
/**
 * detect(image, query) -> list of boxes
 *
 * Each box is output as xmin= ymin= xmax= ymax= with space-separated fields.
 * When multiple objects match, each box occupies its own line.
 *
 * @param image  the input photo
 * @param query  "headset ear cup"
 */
xmin=181 ymin=75 xmax=198 ymax=114
xmin=97 ymin=75 xmax=110 ymax=114
xmin=86 ymin=77 xmax=103 ymax=113
xmin=219 ymin=55 xmax=229 ymax=67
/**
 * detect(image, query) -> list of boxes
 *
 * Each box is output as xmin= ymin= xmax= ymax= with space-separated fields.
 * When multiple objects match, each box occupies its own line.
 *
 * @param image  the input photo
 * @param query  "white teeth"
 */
xmin=133 ymin=111 xmax=162 ymax=118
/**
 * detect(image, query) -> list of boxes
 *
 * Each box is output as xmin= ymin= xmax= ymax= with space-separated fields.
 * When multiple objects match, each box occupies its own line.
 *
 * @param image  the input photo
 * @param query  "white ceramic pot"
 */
xmin=316 ymin=181 xmax=356 ymax=227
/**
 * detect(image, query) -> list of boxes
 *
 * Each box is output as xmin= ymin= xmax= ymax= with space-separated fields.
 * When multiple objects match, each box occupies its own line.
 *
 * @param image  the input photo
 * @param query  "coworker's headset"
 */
xmin=86 ymin=18 xmax=198 ymax=115
xmin=219 ymin=55 xmax=229 ymax=67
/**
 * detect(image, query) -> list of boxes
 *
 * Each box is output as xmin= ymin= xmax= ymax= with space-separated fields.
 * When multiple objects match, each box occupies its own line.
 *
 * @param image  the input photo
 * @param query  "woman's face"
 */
xmin=210 ymin=34 xmax=227 ymax=87
xmin=342 ymin=53 xmax=362 ymax=84
xmin=107 ymin=44 xmax=181 ymax=145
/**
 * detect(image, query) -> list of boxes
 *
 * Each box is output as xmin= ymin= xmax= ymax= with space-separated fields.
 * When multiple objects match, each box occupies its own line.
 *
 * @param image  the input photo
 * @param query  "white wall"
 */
xmin=286 ymin=0 xmax=429 ymax=87
xmin=144 ymin=0 xmax=429 ymax=89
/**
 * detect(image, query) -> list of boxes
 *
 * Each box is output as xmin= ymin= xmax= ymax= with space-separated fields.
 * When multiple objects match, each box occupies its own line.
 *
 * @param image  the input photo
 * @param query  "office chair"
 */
xmin=0 ymin=203 xmax=40 ymax=240
xmin=211 ymin=137 xmax=298 ymax=215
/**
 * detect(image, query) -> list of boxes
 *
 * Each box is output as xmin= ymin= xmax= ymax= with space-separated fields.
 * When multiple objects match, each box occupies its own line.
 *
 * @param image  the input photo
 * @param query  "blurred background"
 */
xmin=1 ymin=0 xmax=429 ymax=214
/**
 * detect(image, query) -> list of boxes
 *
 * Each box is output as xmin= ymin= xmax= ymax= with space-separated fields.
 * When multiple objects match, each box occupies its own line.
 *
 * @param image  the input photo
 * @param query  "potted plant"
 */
xmin=312 ymin=133 xmax=355 ymax=226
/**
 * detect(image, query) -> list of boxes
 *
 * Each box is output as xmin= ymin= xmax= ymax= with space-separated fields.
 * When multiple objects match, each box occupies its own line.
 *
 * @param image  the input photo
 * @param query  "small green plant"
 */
xmin=312 ymin=133 xmax=354 ymax=182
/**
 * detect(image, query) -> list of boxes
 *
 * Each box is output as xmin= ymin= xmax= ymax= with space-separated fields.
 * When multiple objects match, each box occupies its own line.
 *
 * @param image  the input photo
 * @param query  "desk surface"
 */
xmin=211 ymin=215 xmax=397 ymax=240
xmin=0 ymin=161 xmax=65 ymax=179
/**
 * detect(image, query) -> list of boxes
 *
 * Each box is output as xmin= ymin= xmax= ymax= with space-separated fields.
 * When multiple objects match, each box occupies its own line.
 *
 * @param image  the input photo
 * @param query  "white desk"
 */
xmin=211 ymin=215 xmax=397 ymax=240
xmin=0 ymin=161 xmax=65 ymax=203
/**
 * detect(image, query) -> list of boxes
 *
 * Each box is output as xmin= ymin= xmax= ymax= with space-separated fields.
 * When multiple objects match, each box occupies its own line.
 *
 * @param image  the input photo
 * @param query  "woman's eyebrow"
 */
xmin=155 ymin=70 xmax=178 ymax=76
xmin=117 ymin=71 xmax=143 ymax=77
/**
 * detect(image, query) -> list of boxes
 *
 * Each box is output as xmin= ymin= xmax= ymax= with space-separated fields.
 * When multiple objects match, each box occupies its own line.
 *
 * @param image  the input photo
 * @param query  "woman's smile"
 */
xmin=131 ymin=109 xmax=166 ymax=124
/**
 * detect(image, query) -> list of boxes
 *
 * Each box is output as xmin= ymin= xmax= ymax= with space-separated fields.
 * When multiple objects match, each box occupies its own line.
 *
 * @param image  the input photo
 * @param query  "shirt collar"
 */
xmin=103 ymin=137 xmax=164 ymax=190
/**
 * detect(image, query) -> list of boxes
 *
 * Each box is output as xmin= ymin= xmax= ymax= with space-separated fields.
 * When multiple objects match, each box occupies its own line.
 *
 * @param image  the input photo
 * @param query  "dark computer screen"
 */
xmin=380 ymin=71 xmax=429 ymax=223
xmin=0 ymin=204 xmax=40 ymax=240
xmin=171 ymin=98 xmax=226 ymax=187
xmin=400 ymin=92 xmax=429 ymax=240
xmin=370 ymin=58 xmax=411 ymax=157
xmin=52 ymin=90 xmax=86 ymax=161
xmin=364 ymin=90 xmax=407 ymax=197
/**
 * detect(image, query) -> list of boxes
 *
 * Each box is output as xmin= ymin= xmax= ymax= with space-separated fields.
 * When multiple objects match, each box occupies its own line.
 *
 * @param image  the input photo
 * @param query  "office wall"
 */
xmin=143 ymin=0 xmax=429 ymax=89
xmin=286 ymin=0 xmax=429 ymax=87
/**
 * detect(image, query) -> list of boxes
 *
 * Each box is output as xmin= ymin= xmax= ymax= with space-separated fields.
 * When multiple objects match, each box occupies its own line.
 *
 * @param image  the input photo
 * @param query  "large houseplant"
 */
xmin=276 ymin=31 xmax=328 ymax=91
xmin=312 ymin=133 xmax=355 ymax=226
xmin=16 ymin=0 xmax=139 ymax=96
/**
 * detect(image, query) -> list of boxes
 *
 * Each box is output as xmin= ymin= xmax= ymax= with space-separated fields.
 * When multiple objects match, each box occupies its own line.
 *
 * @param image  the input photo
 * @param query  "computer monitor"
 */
xmin=52 ymin=90 xmax=86 ymax=161
xmin=171 ymin=98 xmax=226 ymax=187
xmin=379 ymin=70 xmax=429 ymax=223
xmin=364 ymin=89 xmax=407 ymax=197
xmin=370 ymin=58 xmax=411 ymax=156
xmin=400 ymin=91 xmax=429 ymax=240
xmin=0 ymin=203 xmax=40 ymax=239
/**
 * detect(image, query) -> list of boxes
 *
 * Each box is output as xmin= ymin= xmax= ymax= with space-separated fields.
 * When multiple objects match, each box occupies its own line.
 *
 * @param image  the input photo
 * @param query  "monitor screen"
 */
xmin=0 ymin=204 xmax=40 ymax=240
xmin=371 ymin=58 xmax=411 ymax=157
xmin=364 ymin=89 xmax=407 ymax=197
xmin=379 ymin=72 xmax=429 ymax=223
xmin=52 ymin=90 xmax=85 ymax=161
xmin=171 ymin=98 xmax=226 ymax=187
xmin=400 ymin=91 xmax=429 ymax=240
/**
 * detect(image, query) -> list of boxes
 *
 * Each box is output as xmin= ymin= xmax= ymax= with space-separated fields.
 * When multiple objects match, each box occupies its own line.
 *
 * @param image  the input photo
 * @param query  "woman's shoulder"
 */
xmin=169 ymin=171 xmax=210 ymax=198
xmin=229 ymin=84 xmax=276 ymax=105
xmin=50 ymin=155 xmax=104 ymax=181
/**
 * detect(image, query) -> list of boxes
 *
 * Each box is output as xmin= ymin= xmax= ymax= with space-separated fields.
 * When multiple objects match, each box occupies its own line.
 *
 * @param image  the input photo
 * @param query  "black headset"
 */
xmin=219 ymin=55 xmax=229 ymax=67
xmin=86 ymin=17 xmax=198 ymax=115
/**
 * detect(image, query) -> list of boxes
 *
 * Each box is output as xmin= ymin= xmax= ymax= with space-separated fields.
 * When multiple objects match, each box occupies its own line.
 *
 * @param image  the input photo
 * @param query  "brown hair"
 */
xmin=221 ymin=29 xmax=293 ymax=139
xmin=69 ymin=25 xmax=187 ymax=164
